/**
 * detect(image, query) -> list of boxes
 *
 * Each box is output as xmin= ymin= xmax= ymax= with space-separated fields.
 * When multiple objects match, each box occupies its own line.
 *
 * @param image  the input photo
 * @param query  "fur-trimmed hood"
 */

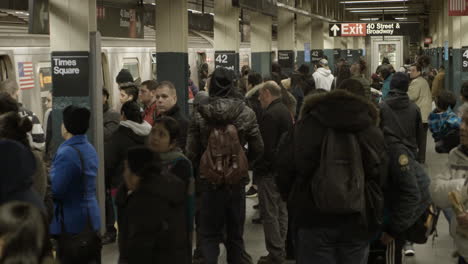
xmin=299 ymin=89 xmax=379 ymax=132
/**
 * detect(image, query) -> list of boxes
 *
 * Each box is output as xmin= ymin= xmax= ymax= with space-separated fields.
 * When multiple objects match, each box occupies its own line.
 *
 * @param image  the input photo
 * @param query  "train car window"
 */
xmin=37 ymin=62 xmax=52 ymax=124
xmin=123 ymin=58 xmax=140 ymax=81
xmin=151 ymin=53 xmax=156 ymax=80
xmin=0 ymin=56 xmax=13 ymax=81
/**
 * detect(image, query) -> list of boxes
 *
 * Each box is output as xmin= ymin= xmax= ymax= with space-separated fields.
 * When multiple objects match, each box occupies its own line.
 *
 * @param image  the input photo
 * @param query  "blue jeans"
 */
xmin=296 ymin=227 xmax=369 ymax=264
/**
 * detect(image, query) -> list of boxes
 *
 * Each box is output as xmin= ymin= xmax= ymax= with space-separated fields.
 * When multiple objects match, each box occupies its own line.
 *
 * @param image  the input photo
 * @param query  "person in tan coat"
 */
xmin=431 ymin=66 xmax=445 ymax=99
xmin=408 ymin=64 xmax=432 ymax=164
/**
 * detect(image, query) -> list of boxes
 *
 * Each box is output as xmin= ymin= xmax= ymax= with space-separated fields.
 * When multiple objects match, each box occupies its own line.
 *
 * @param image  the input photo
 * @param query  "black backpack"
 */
xmin=310 ymin=128 xmax=385 ymax=231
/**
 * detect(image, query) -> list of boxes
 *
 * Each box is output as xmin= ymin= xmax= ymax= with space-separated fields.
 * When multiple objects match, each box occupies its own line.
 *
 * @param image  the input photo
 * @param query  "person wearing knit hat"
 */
xmin=379 ymin=72 xmax=424 ymax=159
xmin=51 ymin=105 xmax=101 ymax=263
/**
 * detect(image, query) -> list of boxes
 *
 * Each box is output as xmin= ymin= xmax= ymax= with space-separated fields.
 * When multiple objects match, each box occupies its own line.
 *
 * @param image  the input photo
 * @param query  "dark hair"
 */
xmin=0 ymin=92 xmax=19 ymax=114
xmin=417 ymin=55 xmax=431 ymax=67
xmin=298 ymin=64 xmax=310 ymax=75
xmin=382 ymin=57 xmax=390 ymax=65
xmin=380 ymin=65 xmax=393 ymax=80
xmin=439 ymin=65 xmax=445 ymax=70
xmin=141 ymin=80 xmax=159 ymax=91
xmin=241 ymin=65 xmax=251 ymax=76
xmin=125 ymin=146 xmax=161 ymax=180
xmin=461 ymin=81 xmax=468 ymax=100
xmin=116 ymin=69 xmax=134 ymax=84
xmin=337 ymin=78 xmax=365 ymax=97
xmin=121 ymin=101 xmax=143 ymax=123
xmin=336 ymin=63 xmax=352 ymax=88
xmin=247 ymin=72 xmax=263 ymax=87
xmin=303 ymin=77 xmax=316 ymax=96
xmin=153 ymin=116 xmax=180 ymax=144
xmin=411 ymin=63 xmax=422 ymax=73
xmin=271 ymin=62 xmax=282 ymax=75
xmin=355 ymin=58 xmax=367 ymax=73
xmin=0 ymin=112 xmax=32 ymax=148
xmin=390 ymin=72 xmax=410 ymax=92
xmin=0 ymin=201 xmax=47 ymax=264
xmin=436 ymin=90 xmax=457 ymax=111
xmin=119 ymin=84 xmax=139 ymax=102
xmin=102 ymin=88 xmax=110 ymax=100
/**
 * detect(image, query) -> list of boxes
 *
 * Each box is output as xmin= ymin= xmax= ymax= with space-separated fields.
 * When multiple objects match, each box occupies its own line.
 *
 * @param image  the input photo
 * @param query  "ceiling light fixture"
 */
xmin=395 ymin=17 xmax=408 ymax=20
xmin=360 ymin=17 xmax=380 ymax=21
xmin=346 ymin=6 xmax=409 ymax=10
xmin=350 ymin=9 xmax=411 ymax=13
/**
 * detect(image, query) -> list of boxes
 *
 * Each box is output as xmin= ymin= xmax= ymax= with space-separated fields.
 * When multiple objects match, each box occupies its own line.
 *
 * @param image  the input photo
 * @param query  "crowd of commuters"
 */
xmin=0 ymin=52 xmax=467 ymax=264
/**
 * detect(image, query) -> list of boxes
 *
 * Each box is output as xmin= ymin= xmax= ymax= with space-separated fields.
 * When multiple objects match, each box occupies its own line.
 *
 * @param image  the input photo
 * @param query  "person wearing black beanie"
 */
xmin=379 ymin=72 xmax=424 ymax=159
xmin=51 ymin=105 xmax=101 ymax=263
xmin=116 ymin=69 xmax=134 ymax=86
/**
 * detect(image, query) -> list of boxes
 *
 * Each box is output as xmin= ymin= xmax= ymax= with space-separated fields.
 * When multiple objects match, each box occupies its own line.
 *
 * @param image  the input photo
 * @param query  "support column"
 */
xmin=214 ymin=0 xmax=240 ymax=72
xmin=311 ymin=19 xmax=324 ymax=66
xmin=452 ymin=16 xmax=462 ymax=103
xmin=156 ymin=0 xmax=189 ymax=114
xmin=295 ymin=0 xmax=312 ymax=67
xmin=49 ymin=0 xmax=105 ymax=233
xmin=277 ymin=8 xmax=295 ymax=75
xmin=251 ymin=12 xmax=272 ymax=77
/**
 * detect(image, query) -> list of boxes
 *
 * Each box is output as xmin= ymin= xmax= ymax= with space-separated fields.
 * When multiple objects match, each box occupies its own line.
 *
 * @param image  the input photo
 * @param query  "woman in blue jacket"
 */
xmin=50 ymin=106 xmax=101 ymax=263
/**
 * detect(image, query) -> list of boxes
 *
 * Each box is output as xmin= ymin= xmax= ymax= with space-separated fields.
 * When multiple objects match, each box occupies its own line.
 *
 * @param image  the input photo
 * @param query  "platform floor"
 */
xmin=102 ymin=136 xmax=458 ymax=264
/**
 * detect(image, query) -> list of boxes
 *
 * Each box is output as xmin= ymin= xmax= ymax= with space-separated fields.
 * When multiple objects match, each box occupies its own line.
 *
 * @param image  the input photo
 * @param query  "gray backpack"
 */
xmin=310 ymin=128 xmax=366 ymax=214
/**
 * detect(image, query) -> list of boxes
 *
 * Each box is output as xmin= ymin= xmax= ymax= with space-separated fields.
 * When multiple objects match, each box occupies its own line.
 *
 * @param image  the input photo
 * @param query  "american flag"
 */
xmin=18 ymin=62 xmax=34 ymax=90
xmin=449 ymin=0 xmax=468 ymax=16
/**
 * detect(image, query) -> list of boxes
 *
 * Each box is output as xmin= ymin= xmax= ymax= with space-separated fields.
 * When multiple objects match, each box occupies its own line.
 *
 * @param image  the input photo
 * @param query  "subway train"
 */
xmin=0 ymin=18 xmax=267 ymax=126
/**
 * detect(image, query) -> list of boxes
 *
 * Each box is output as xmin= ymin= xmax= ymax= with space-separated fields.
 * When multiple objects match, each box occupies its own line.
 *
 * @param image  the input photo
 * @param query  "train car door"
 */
xmin=371 ymin=36 xmax=403 ymax=74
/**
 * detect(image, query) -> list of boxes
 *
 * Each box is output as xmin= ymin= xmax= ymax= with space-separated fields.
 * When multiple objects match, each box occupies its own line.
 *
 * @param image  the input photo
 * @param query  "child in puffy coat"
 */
xmin=431 ymin=107 xmax=468 ymax=264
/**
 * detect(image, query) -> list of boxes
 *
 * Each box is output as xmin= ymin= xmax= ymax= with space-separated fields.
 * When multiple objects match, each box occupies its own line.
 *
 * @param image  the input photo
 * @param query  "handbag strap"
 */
xmin=60 ymin=145 xmax=93 ymax=234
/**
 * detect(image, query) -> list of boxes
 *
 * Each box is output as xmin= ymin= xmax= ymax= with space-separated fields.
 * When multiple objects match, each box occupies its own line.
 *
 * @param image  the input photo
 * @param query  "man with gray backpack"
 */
xmin=276 ymin=79 xmax=388 ymax=264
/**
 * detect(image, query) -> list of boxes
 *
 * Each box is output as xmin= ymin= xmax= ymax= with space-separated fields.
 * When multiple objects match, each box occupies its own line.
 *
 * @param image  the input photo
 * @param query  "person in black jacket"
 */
xmin=276 ymin=79 xmax=387 ymax=264
xmin=104 ymin=101 xmax=151 ymax=244
xmin=116 ymin=146 xmax=188 ymax=264
xmin=154 ymin=81 xmax=189 ymax=150
xmin=256 ymin=81 xmax=293 ymax=264
xmin=380 ymin=72 xmax=424 ymax=161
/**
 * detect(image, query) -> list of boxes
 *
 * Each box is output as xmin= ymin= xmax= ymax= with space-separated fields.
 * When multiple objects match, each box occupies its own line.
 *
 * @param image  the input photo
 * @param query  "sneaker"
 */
xmin=101 ymin=232 xmax=116 ymax=245
xmin=257 ymin=254 xmax=285 ymax=264
xmin=253 ymin=203 xmax=259 ymax=210
xmin=404 ymin=242 xmax=415 ymax=256
xmin=246 ymin=186 xmax=258 ymax=198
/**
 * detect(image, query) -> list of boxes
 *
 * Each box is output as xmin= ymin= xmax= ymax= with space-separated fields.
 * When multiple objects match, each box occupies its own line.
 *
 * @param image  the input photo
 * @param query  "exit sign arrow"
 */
xmin=331 ymin=24 xmax=340 ymax=36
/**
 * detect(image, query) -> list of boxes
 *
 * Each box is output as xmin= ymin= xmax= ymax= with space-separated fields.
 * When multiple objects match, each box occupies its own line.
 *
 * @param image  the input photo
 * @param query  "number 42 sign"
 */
xmin=463 ymin=49 xmax=468 ymax=72
xmin=214 ymin=51 xmax=238 ymax=72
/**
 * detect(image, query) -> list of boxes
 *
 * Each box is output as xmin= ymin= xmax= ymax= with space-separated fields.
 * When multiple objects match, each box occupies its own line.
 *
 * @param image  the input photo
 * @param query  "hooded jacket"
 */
xmin=245 ymin=83 xmax=264 ymax=123
xmin=103 ymin=103 xmax=120 ymax=144
xmin=116 ymin=171 xmax=188 ymax=264
xmin=186 ymin=97 xmax=264 ymax=185
xmin=105 ymin=121 xmax=152 ymax=188
xmin=276 ymin=90 xmax=387 ymax=239
xmin=431 ymin=146 xmax=468 ymax=260
xmin=312 ymin=67 xmax=334 ymax=91
xmin=380 ymin=90 xmax=424 ymax=159
xmin=408 ymin=76 xmax=432 ymax=123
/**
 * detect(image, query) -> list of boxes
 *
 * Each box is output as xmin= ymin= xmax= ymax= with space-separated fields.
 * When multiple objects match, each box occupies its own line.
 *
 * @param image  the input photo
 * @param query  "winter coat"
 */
xmin=381 ymin=73 xmax=393 ymax=99
xmin=18 ymin=104 xmax=45 ymax=151
xmin=380 ymin=90 xmax=425 ymax=159
xmin=276 ymin=90 xmax=387 ymax=239
xmin=312 ymin=67 xmax=335 ymax=91
xmin=351 ymin=74 xmax=372 ymax=100
xmin=156 ymin=104 xmax=189 ymax=150
xmin=32 ymin=149 xmax=48 ymax=199
xmin=185 ymin=97 xmax=264 ymax=186
xmin=256 ymin=99 xmax=293 ymax=178
xmin=103 ymin=104 xmax=120 ymax=144
xmin=245 ymin=83 xmax=264 ymax=123
xmin=431 ymin=146 xmax=468 ymax=260
xmin=431 ymin=70 xmax=445 ymax=99
xmin=50 ymin=135 xmax=100 ymax=235
xmin=0 ymin=139 xmax=45 ymax=211
xmin=408 ymin=76 xmax=432 ymax=123
xmin=116 ymin=170 xmax=188 ymax=264
xmin=383 ymin=137 xmax=431 ymax=238
xmin=105 ymin=121 xmax=152 ymax=188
